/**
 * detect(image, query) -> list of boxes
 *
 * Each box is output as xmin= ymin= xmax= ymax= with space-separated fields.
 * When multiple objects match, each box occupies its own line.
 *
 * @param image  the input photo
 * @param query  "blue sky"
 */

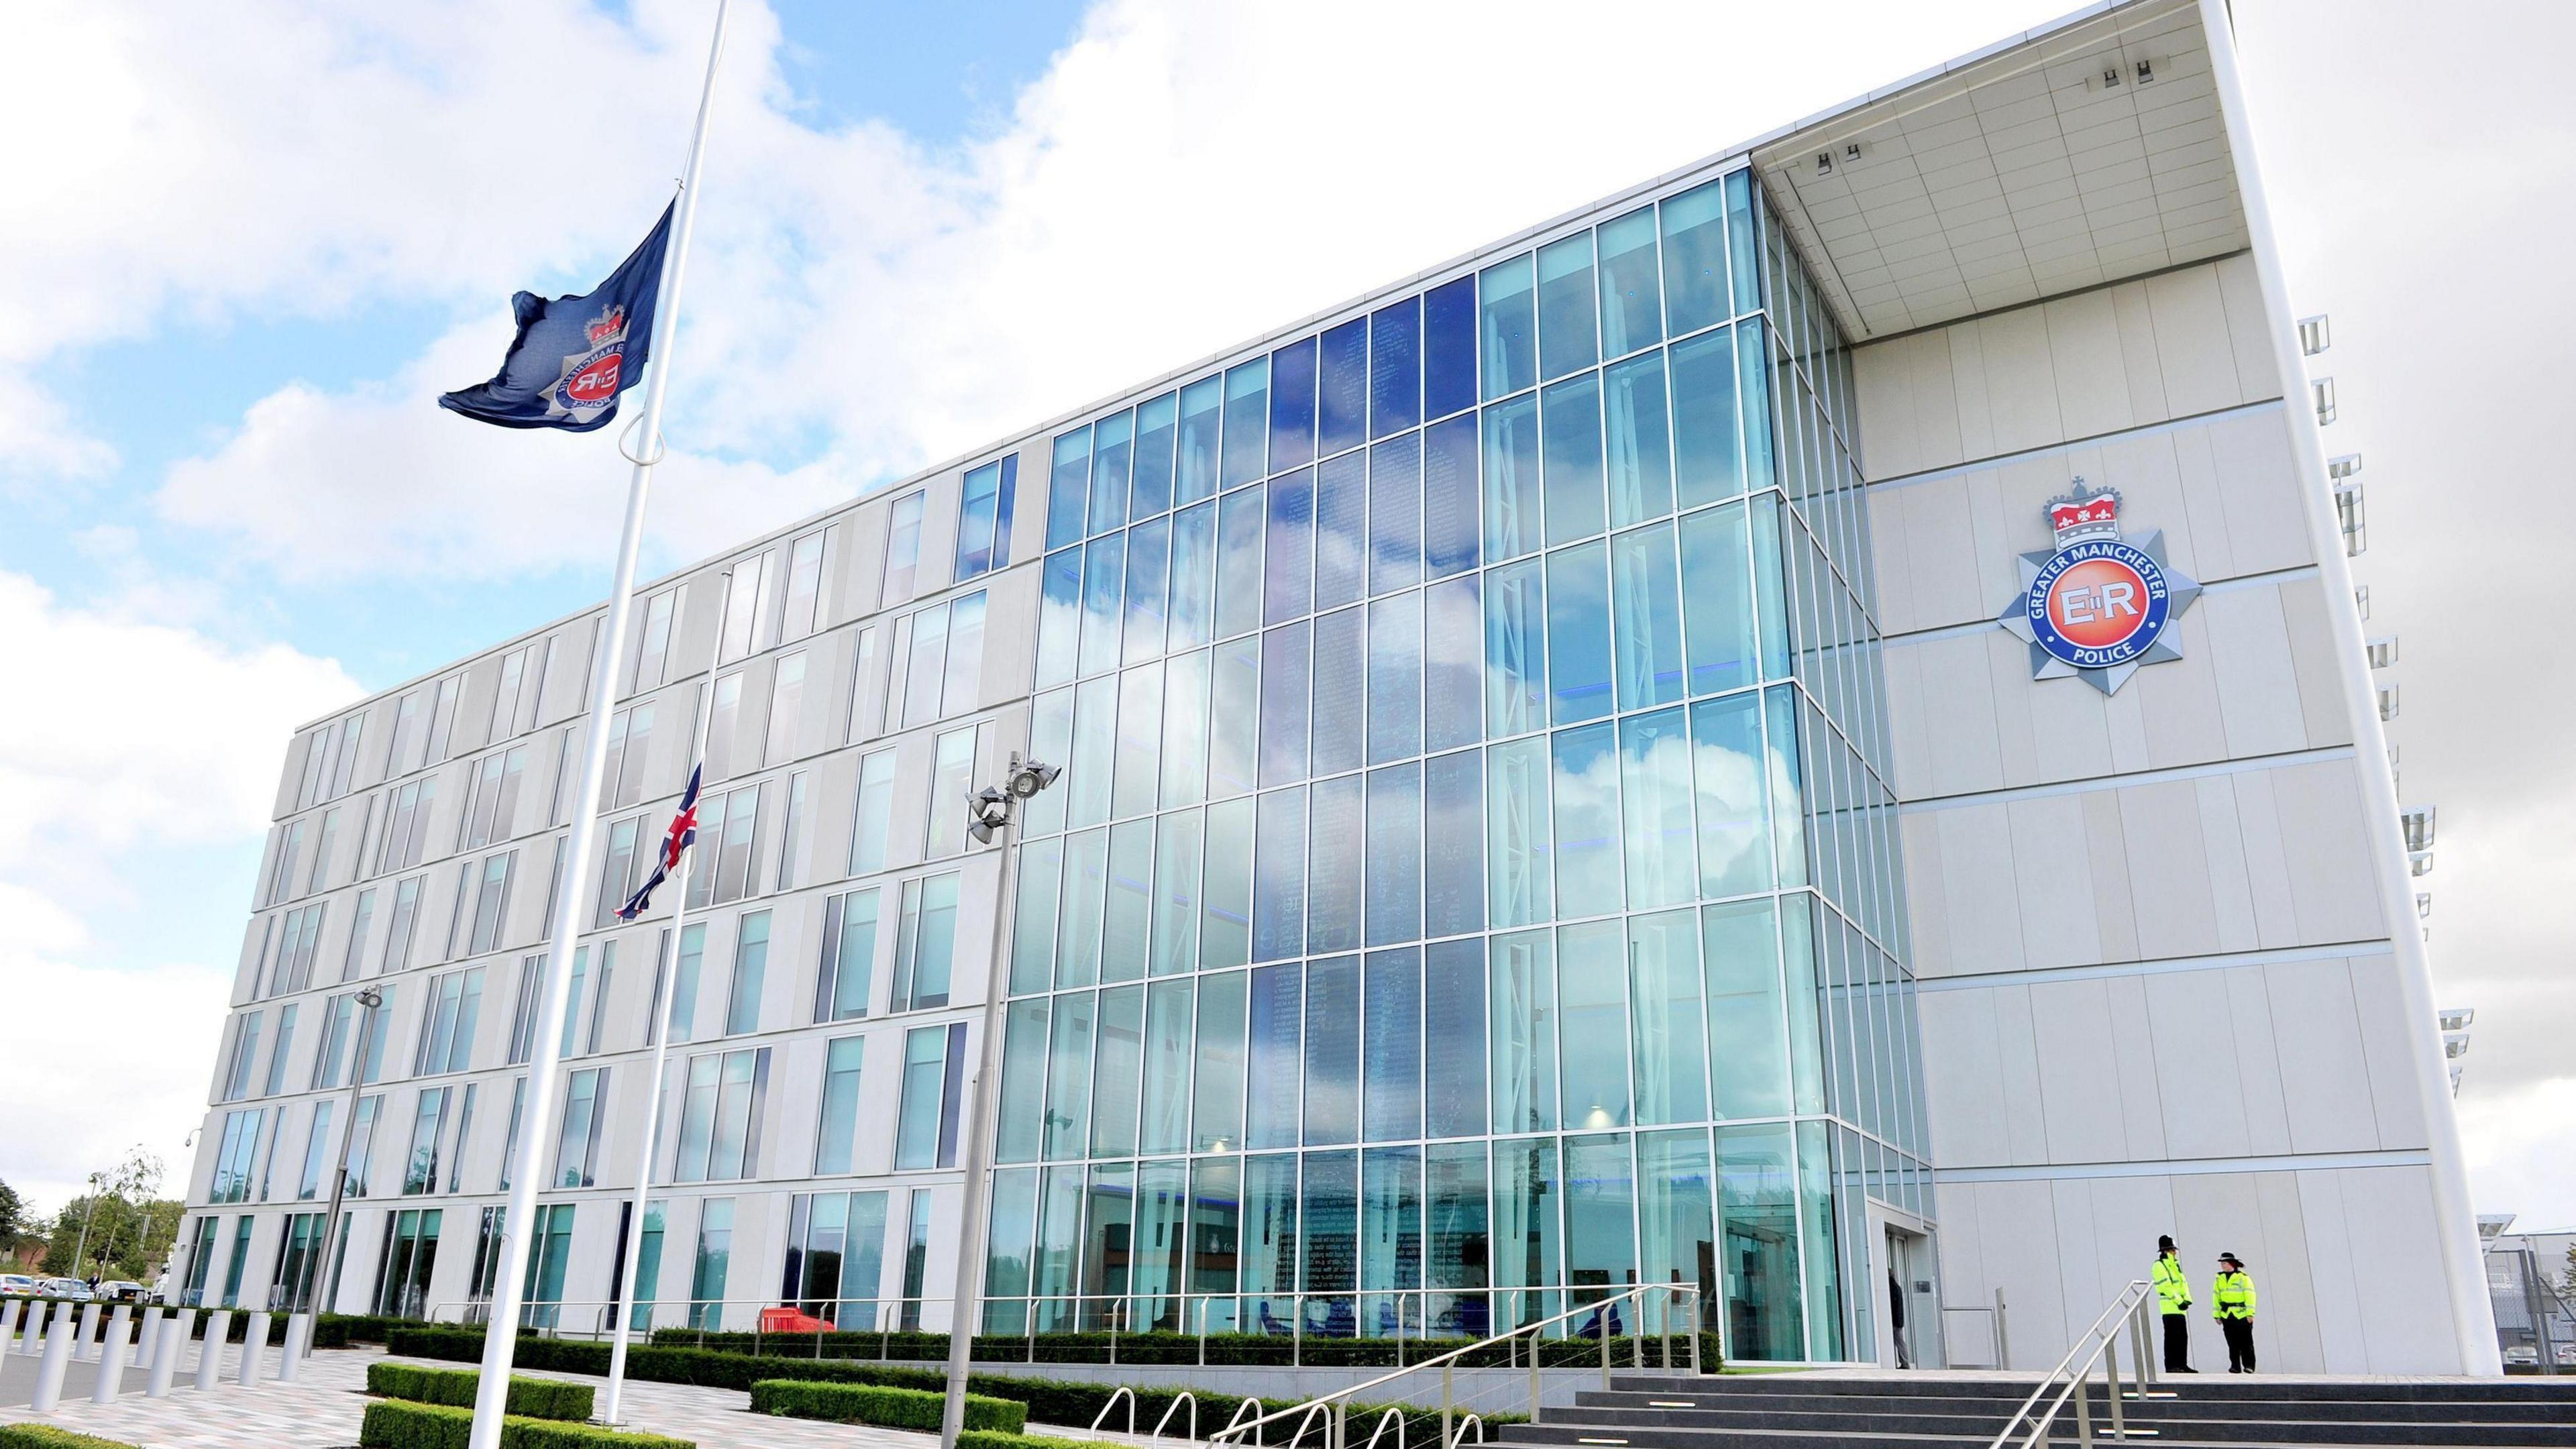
xmin=6 ymin=0 xmax=2575 ymax=1234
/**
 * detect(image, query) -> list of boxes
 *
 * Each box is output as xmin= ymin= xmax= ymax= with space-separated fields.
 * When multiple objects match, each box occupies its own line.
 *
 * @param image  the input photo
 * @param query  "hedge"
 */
xmin=358 ymin=1401 xmax=691 ymax=1449
xmin=749 ymin=1379 xmax=1025 ymax=1432
xmin=386 ymin=1326 xmax=1536 ymax=1446
xmin=0 ymin=1429 xmax=140 ymax=1449
xmin=645 ymin=1325 xmax=1710 ymax=1370
xmin=369 ymin=1360 xmax=596 ymax=1421
xmin=959 ymin=1434 xmax=1104 ymax=1449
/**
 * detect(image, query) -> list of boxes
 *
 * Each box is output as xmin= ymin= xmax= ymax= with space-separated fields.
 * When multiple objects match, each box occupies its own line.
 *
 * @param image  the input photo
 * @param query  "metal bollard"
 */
xmin=148 ymin=1310 xmax=184 ymax=1397
xmin=92 ymin=1305 xmax=133 ymax=1403
xmin=237 ymin=1311 xmax=270 ymax=1385
xmin=278 ymin=1312 xmax=313 ymax=1382
xmin=76 ymin=1302 xmax=103 ymax=1362
xmin=0 ymin=1298 xmax=21 ymax=1354
xmin=196 ymin=1309 xmax=232 ymax=1391
xmin=134 ymin=1304 xmax=160 ymax=1368
xmin=24 ymin=1301 xmax=56 ymax=1356
xmin=32 ymin=1311 xmax=76 ymax=1413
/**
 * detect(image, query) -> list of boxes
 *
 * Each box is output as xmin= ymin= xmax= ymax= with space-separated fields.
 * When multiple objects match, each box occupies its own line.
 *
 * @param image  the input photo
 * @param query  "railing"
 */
xmin=1208 ymin=1283 xmax=1702 ymax=1449
xmin=1940 ymin=1288 xmax=2010 ymax=1369
xmin=1984 ymin=1281 xmax=2171 ymax=1449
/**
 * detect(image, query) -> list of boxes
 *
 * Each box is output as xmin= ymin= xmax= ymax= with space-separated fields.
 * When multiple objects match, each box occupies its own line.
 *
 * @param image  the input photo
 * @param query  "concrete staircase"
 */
xmin=1495 ymin=1371 xmax=2576 ymax=1449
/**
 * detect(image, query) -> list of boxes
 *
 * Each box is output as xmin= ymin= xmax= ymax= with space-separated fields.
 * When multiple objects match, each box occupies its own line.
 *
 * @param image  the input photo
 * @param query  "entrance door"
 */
xmin=1878 ymin=1228 xmax=1938 ymax=1368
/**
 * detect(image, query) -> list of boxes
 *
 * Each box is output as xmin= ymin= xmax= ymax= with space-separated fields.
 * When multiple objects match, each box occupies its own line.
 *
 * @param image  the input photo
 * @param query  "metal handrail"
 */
xmin=1209 ymin=1283 xmax=1699 ymax=1448
xmin=1091 ymin=1385 xmax=1137 ymax=1434
xmin=1152 ymin=1391 xmax=1199 ymax=1441
xmin=1984 ymin=1280 xmax=2162 ymax=1449
xmin=1221 ymin=1395 xmax=1267 ymax=1446
xmin=1361 ymin=1406 xmax=1407 ymax=1449
xmin=1448 ymin=1413 xmax=1485 ymax=1449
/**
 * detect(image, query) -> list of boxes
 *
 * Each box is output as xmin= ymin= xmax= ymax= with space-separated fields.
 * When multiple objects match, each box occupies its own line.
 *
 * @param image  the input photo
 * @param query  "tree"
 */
xmin=0 ymin=1179 xmax=24 ymax=1251
xmin=42 ymin=1148 xmax=175 ymax=1283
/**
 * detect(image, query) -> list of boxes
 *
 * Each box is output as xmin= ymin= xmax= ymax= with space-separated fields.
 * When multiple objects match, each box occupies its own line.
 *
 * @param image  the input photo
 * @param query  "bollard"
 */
xmin=0 ymin=1298 xmax=21 ymax=1354
xmin=277 ymin=1312 xmax=312 ymax=1383
xmin=147 ymin=1310 xmax=188 ymax=1398
xmin=236 ymin=1311 xmax=270 ymax=1386
xmin=32 ymin=1311 xmax=76 ymax=1413
xmin=195 ymin=1309 xmax=231 ymax=1391
xmin=92 ymin=1305 xmax=133 ymax=1403
xmin=76 ymin=1302 xmax=103 ymax=1362
xmin=23 ymin=1301 xmax=56 ymax=1357
xmin=134 ymin=1304 xmax=160 ymax=1369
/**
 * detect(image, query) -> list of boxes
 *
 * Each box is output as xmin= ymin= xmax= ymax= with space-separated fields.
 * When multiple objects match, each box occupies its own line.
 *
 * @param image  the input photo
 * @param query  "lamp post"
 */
xmin=938 ymin=753 xmax=1058 ymax=1449
xmin=304 ymin=987 xmax=384 ymax=1316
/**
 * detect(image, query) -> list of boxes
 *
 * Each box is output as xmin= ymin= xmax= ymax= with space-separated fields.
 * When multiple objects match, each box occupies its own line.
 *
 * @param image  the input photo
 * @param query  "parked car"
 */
xmin=2505 ymin=1344 xmax=2539 ymax=1366
xmin=2559 ymin=1344 xmax=2576 ymax=1367
xmin=0 ymin=1275 xmax=36 ymax=1297
xmin=94 ymin=1281 xmax=148 ymax=1304
xmin=41 ymin=1279 xmax=93 ymax=1301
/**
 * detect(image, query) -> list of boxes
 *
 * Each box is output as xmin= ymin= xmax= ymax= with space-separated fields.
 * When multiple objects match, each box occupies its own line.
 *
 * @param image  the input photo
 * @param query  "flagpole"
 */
xmin=467 ymin=5 xmax=731 ymax=1448
xmin=600 ymin=572 xmax=731 ymax=1427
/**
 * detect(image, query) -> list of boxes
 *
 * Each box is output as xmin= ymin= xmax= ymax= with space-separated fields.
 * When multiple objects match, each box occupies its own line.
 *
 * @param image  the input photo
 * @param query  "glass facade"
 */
xmin=988 ymin=166 xmax=1923 ymax=1360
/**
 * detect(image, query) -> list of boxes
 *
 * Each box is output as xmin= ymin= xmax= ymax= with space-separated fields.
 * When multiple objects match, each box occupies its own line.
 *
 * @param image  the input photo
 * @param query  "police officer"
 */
xmin=2212 ymin=1252 xmax=2257 ymax=1373
xmin=2152 ymin=1235 xmax=2196 ymax=1372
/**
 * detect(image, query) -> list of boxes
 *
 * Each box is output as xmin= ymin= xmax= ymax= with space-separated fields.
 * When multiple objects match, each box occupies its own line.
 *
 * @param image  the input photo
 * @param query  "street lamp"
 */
xmin=303 ymin=986 xmax=384 ymax=1316
xmin=939 ymin=755 xmax=1056 ymax=1449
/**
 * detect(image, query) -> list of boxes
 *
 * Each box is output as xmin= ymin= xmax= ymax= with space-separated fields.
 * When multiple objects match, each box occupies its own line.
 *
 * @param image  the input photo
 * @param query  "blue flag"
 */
xmin=439 ymin=204 xmax=674 ymax=431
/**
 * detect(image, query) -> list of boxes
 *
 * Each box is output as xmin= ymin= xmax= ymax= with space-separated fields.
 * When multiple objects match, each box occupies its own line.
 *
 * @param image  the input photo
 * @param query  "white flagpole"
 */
xmin=466 ymin=5 xmax=731 ymax=1448
xmin=600 ymin=571 xmax=731 ymax=1426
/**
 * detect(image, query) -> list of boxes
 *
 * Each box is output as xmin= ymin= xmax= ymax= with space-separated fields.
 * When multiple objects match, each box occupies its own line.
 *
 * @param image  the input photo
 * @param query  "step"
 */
xmin=1607 ymin=1374 xmax=2576 ymax=1407
xmin=1575 ymin=1389 xmax=2576 ymax=1426
xmin=1510 ymin=1404 xmax=2576 ymax=1446
xmin=1498 ymin=1421 xmax=2576 ymax=1449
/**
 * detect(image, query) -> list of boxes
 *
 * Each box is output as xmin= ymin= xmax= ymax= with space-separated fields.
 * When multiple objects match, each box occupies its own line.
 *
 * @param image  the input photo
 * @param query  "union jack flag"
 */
xmin=615 ymin=764 xmax=702 ymax=920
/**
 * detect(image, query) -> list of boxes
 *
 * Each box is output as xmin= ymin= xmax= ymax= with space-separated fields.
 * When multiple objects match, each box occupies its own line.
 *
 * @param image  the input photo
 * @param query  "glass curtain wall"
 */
xmin=992 ymin=164 xmax=1922 ymax=1362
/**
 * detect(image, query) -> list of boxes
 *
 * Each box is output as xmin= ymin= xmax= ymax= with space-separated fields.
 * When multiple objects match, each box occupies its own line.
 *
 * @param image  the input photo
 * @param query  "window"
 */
xmin=784 ymin=531 xmax=827 ymax=639
xmin=632 ymin=591 xmax=677 ymax=692
xmin=924 ymin=726 xmax=979 ymax=857
xmin=209 ymin=1109 xmax=263 ymax=1203
xmin=492 ymin=643 xmax=533 ymax=737
xmin=955 ymin=456 xmax=1018 ymax=580
xmin=764 ymin=651 xmax=806 ymax=766
xmin=402 ymin=1087 xmax=450 ymax=1194
xmin=899 ymin=1188 xmax=935 ymax=1329
xmin=603 ymin=704 xmax=656 ymax=808
xmin=813 ymin=1036 xmax=866 ymax=1175
xmin=296 ymin=1102 xmax=335 ymax=1200
xmin=505 ymin=957 xmax=542 ymax=1065
xmin=777 ymin=770 xmax=809 ymax=894
xmin=468 ymin=852 xmax=515 ymax=955
xmin=671 ymin=1046 xmax=771 ymax=1183
xmin=270 ymin=904 xmax=327 ymax=996
xmin=219 ymin=1012 xmax=264 ymax=1102
xmin=266 ymin=818 xmax=307 ymax=905
xmin=687 ymin=786 xmax=763 ymax=908
xmin=423 ymin=676 xmax=462 ymax=767
xmin=380 ymin=875 xmax=425 ymax=973
xmin=310 ymin=994 xmax=356 ymax=1090
xmin=847 ymin=751 xmax=896 ymax=876
xmin=221 ymin=1216 xmax=255 ymax=1308
xmin=704 ymin=674 xmax=743 ymax=781
xmin=296 ymin=731 xmax=331 ymax=812
xmin=354 ymin=985 xmax=397 ymax=1083
xmin=559 ymin=945 xmax=598 ymax=1058
xmin=259 ymin=1004 xmax=299 ymax=1097
xmin=340 ymin=890 xmax=376 ymax=984
xmin=376 ymin=779 xmax=439 ymax=873
xmin=180 ymin=1218 xmax=220 ymax=1306
xmin=411 ymin=968 xmax=484 ymax=1077
xmin=462 ymin=747 xmax=528 ymax=850
xmin=498 ymin=1078 xmax=525 ymax=1191
xmin=717 ymin=552 xmax=777 ymax=666
xmin=306 ymin=808 xmax=342 ymax=896
xmin=373 ymin=1208 xmax=442 ymax=1318
xmin=523 ymin=1202 xmax=575 ymax=1326
xmin=890 ymin=873 xmax=959 ymax=1012
xmin=894 ymin=1022 xmax=967 ymax=1169
xmin=555 ymin=1067 xmax=608 ymax=1187
xmin=814 ymin=888 xmax=879 ymax=1022
xmin=782 ymin=1190 xmax=889 ymax=1328
xmin=341 ymin=1093 xmax=384 ymax=1197
xmin=882 ymin=491 xmax=925 ymax=606
xmin=688 ymin=1200 xmax=734 ymax=1329
xmin=669 ymin=923 xmax=706 ymax=1044
xmin=386 ymin=692 xmax=423 ymax=777
xmin=726 ymin=911 xmax=771 ymax=1035
xmin=447 ymin=1082 xmax=478 ymax=1193
xmin=894 ymin=591 xmax=987 ymax=728
xmin=596 ymin=817 xmax=641 ymax=928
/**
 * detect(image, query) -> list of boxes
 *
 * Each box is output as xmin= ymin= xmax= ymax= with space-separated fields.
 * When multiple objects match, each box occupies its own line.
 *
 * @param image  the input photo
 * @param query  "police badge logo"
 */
xmin=1998 ymin=481 xmax=2200 ymax=694
xmin=547 ymin=303 xmax=633 ymax=425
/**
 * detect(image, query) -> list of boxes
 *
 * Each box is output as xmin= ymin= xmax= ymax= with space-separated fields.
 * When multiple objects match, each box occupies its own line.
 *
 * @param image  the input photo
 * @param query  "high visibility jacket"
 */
xmin=2212 ymin=1270 xmax=2256 ymax=1320
xmin=2153 ymin=1256 xmax=2193 ymax=1314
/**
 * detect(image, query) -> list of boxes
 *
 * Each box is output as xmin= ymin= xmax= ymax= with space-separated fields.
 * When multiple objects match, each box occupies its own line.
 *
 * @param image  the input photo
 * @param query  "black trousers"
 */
xmin=2222 ymin=1317 xmax=2257 ymax=1373
xmin=2162 ymin=1312 xmax=2192 ymax=1371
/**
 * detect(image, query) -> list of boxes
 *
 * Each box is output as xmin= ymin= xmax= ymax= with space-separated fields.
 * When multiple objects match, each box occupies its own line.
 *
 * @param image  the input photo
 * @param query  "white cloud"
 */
xmin=2459 ymin=1077 xmax=2576 ymax=1230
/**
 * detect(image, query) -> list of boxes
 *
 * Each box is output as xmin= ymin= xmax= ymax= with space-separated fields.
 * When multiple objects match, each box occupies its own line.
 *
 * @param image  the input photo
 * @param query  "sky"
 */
xmin=3 ymin=0 xmax=2571 ymax=1237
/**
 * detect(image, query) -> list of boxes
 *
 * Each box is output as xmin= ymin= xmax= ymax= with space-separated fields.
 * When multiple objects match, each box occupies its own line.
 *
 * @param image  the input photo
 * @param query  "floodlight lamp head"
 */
xmin=967 ymin=785 xmax=1012 ymax=845
xmin=1008 ymin=755 xmax=1061 ymax=799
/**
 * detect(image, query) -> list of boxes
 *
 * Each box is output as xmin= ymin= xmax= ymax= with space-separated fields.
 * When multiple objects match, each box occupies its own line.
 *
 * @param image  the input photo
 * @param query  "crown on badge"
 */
xmin=586 ymin=305 xmax=627 ymax=347
xmin=2045 ymin=480 xmax=2122 ymax=547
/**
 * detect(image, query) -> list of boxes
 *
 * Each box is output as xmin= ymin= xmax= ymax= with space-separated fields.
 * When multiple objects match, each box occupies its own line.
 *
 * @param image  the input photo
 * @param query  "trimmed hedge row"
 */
xmin=358 ymin=1401 xmax=691 ymax=1449
xmin=959 ymin=1434 xmax=1103 ymax=1449
xmin=645 ymin=1325 xmax=1710 ymax=1369
xmin=386 ymin=1326 xmax=1536 ymax=1446
xmin=749 ymin=1379 xmax=1025 ymax=1432
xmin=0 ymin=1428 xmax=139 ymax=1449
xmin=368 ymin=1361 xmax=596 ymax=1421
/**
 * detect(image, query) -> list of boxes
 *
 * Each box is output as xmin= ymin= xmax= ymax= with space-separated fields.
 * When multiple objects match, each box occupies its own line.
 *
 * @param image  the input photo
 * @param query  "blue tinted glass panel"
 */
xmin=1310 ymin=607 xmax=1366 ymax=778
xmin=1221 ymin=360 xmax=1269 ymax=490
xmin=1422 ymin=274 xmax=1478 ymax=421
xmin=1069 ymin=676 xmax=1117 ymax=830
xmin=1301 ymin=1148 xmax=1358 ymax=1295
xmin=1421 ymin=413 xmax=1479 ymax=579
xmin=1541 ymin=374 xmax=1605 ymax=546
xmin=957 ymin=458 xmax=1012 ymax=580
xmin=1563 ymin=1130 xmax=1636 ymax=1301
xmin=1610 ymin=523 xmax=1685 ymax=710
xmin=1364 ymin=765 xmax=1421 ymax=947
xmin=1738 ymin=324 xmax=1776 ymax=493
xmin=1152 ymin=811 xmax=1203 ymax=977
xmin=1550 ymin=727 xmax=1623 ymax=919
xmin=1544 ymin=541 xmax=1611 ymax=724
xmin=1423 ymin=749 xmax=1483 ymax=938
xmin=1424 ymin=938 xmax=1485 ymax=1137
xmin=1765 ymin=686 xmax=1805 ymax=888
xmin=1046 ymin=427 xmax=1091 ymax=551
xmin=1124 ymin=516 xmax=1172 ymax=665
xmin=1252 ymin=788 xmax=1306 ymax=963
xmin=1597 ymin=205 xmax=1662 ymax=358
xmin=1366 ymin=592 xmax=1421 ymax=765
xmin=1177 ymin=376 xmax=1222 ymax=506
xmin=1488 ymin=929 xmax=1558 ymax=1131
xmin=1209 ymin=639 xmax=1260 ymax=800
xmin=1603 ymin=351 xmax=1673 ymax=527
xmin=1168 ymin=501 xmax=1216 ymax=651
xmin=1481 ymin=395 xmax=1541 ymax=563
xmin=1660 ymin=178 xmax=1732 ymax=336
xmin=1483 ymin=559 xmax=1546 ymax=738
xmin=1263 ymin=468 xmax=1314 ymax=625
xmin=1670 ymin=326 xmax=1742 ymax=507
xmin=1303 ymin=959 xmax=1360 ymax=1146
xmin=1313 ymin=451 xmax=1366 ymax=611
xmin=1750 ymin=494 xmax=1789 ymax=681
xmin=1319 ymin=319 xmax=1369 ymax=459
xmin=1035 ymin=548 xmax=1083 ymax=690
xmin=1078 ymin=535 xmax=1126 ymax=678
xmin=1422 ymin=573 xmax=1482 ymax=754
xmin=1113 ymin=665 xmax=1163 ymax=823
xmin=1203 ymin=796 xmax=1254 ymax=971
xmin=1308 ymin=774 xmax=1364 ymax=955
xmin=1704 ymin=896 xmax=1787 ymax=1118
xmin=1369 ymin=297 xmax=1421 ymax=439
xmin=1161 ymin=651 xmax=1210 ymax=810
xmin=1479 ymin=254 xmax=1536 ymax=401
xmin=1536 ymin=232 xmax=1598 ymax=382
xmin=1259 ymin=625 xmax=1310 ymax=788
xmin=1558 ymin=926 xmax=1630 ymax=1131
xmin=1679 ymin=502 xmax=1756 ymax=696
xmin=1362 ymin=948 xmax=1422 ymax=1140
xmin=1104 ymin=826 xmax=1152 ymax=985
xmin=1270 ymin=337 xmax=1318 ymax=474
xmin=1619 ymin=709 xmax=1696 ymax=912
xmin=1725 ymin=171 xmax=1760 ymax=325
xmin=1368 ymin=432 xmax=1421 ymax=598
xmin=1133 ymin=393 xmax=1177 ymax=519
xmin=1089 ymin=409 xmax=1133 ymax=537
xmin=1215 ymin=486 xmax=1265 ymax=641
xmin=1245 ymin=964 xmax=1301 ymax=1148
xmin=1057 ymin=830 xmax=1107 ymax=987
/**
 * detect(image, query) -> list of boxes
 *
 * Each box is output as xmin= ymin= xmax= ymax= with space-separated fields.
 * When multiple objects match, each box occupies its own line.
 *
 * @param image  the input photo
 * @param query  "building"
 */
xmin=178 ymin=0 xmax=2496 ymax=1374
xmin=2482 ymin=1218 xmax=2576 ymax=1368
